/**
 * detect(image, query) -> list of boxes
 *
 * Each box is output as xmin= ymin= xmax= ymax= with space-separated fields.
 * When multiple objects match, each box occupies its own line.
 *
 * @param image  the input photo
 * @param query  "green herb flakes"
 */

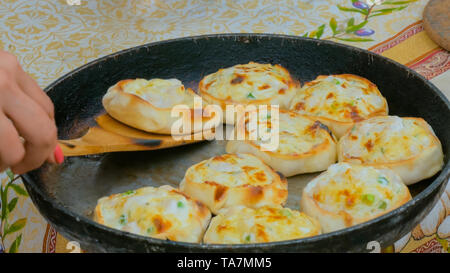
xmin=119 ymin=214 xmax=127 ymax=225
xmin=362 ymin=194 xmax=375 ymax=205
xmin=280 ymin=209 xmax=292 ymax=217
xmin=377 ymin=176 xmax=389 ymax=186
xmin=121 ymin=190 xmax=136 ymax=196
xmin=378 ymin=201 xmax=387 ymax=210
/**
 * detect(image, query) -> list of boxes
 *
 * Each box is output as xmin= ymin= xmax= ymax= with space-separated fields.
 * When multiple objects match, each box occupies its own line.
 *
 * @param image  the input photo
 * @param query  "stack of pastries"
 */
xmin=95 ymin=62 xmax=444 ymax=244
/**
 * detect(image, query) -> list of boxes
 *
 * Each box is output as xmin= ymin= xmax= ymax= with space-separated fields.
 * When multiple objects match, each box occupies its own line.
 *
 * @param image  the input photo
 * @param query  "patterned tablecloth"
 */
xmin=0 ymin=0 xmax=449 ymax=253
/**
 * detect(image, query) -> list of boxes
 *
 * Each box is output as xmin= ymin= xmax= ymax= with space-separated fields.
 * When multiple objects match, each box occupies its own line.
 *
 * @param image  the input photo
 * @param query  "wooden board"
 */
xmin=423 ymin=0 xmax=450 ymax=51
xmin=58 ymin=114 xmax=208 ymax=157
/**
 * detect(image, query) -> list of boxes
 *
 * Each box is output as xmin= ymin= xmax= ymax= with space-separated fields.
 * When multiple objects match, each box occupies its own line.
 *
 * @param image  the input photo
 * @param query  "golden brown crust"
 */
xmin=203 ymin=206 xmax=321 ymax=244
xmin=94 ymin=185 xmax=212 ymax=243
xmin=226 ymin=109 xmax=337 ymax=176
xmin=198 ymin=62 xmax=300 ymax=124
xmin=289 ymin=74 xmax=388 ymax=138
xmin=300 ymin=163 xmax=412 ymax=233
xmin=179 ymin=153 xmax=288 ymax=214
xmin=338 ymin=117 xmax=444 ymax=185
xmin=103 ymin=79 xmax=216 ymax=134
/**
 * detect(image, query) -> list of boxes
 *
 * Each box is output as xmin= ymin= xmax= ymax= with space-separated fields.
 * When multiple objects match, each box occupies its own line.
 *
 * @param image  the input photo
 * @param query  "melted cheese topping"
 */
xmin=95 ymin=185 xmax=210 ymax=242
xmin=200 ymin=62 xmax=297 ymax=103
xmin=205 ymin=206 xmax=320 ymax=244
xmin=119 ymin=78 xmax=196 ymax=108
xmin=340 ymin=116 xmax=435 ymax=163
xmin=290 ymin=75 xmax=387 ymax=122
xmin=305 ymin=163 xmax=409 ymax=219
xmin=185 ymin=154 xmax=276 ymax=187
xmin=246 ymin=110 xmax=332 ymax=155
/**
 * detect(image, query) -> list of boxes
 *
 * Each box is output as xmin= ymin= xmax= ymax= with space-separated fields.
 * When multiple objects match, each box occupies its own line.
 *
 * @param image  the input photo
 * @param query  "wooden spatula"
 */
xmin=58 ymin=114 xmax=208 ymax=157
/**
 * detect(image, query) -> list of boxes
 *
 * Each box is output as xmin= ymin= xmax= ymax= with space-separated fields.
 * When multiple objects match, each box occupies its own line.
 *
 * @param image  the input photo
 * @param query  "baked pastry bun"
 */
xmin=103 ymin=78 xmax=217 ymax=134
xmin=301 ymin=163 xmax=411 ymax=233
xmin=179 ymin=153 xmax=288 ymax=214
xmin=203 ymin=206 xmax=321 ymax=244
xmin=338 ymin=116 xmax=444 ymax=185
xmin=199 ymin=62 xmax=299 ymax=124
xmin=289 ymin=74 xmax=388 ymax=138
xmin=226 ymin=109 xmax=337 ymax=177
xmin=94 ymin=185 xmax=211 ymax=243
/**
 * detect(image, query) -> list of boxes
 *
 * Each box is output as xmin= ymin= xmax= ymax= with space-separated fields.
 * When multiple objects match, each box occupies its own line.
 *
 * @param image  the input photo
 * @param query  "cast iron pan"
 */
xmin=22 ymin=34 xmax=450 ymax=252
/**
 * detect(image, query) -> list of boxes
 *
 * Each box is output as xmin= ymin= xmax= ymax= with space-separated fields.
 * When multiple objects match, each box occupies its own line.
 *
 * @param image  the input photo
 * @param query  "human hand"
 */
xmin=0 ymin=50 xmax=63 ymax=174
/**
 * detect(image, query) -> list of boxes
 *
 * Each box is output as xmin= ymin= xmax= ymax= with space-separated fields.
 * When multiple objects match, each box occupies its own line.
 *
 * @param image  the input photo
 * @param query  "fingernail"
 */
xmin=54 ymin=144 xmax=64 ymax=164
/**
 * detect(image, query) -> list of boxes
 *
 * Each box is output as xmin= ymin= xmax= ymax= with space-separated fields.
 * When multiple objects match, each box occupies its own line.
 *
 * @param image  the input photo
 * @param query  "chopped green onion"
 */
xmin=121 ymin=190 xmax=135 ymax=196
xmin=378 ymin=201 xmax=387 ymax=210
xmin=247 ymin=92 xmax=256 ymax=99
xmin=362 ymin=194 xmax=375 ymax=205
xmin=244 ymin=235 xmax=251 ymax=242
xmin=380 ymin=147 xmax=385 ymax=154
xmin=351 ymin=126 xmax=356 ymax=132
xmin=334 ymin=79 xmax=340 ymax=85
xmin=280 ymin=209 xmax=292 ymax=217
xmin=267 ymin=114 xmax=271 ymax=119
xmin=119 ymin=214 xmax=127 ymax=225
xmin=377 ymin=176 xmax=389 ymax=186
xmin=177 ymin=201 xmax=184 ymax=208
xmin=147 ymin=227 xmax=155 ymax=234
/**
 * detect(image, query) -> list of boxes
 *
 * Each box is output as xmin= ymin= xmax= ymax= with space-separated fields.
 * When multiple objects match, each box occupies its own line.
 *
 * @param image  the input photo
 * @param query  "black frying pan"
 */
xmin=22 ymin=34 xmax=450 ymax=252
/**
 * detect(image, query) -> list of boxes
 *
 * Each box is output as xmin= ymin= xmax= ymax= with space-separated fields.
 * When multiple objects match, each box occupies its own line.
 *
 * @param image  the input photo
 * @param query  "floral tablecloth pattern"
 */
xmin=0 ymin=0 xmax=448 ymax=253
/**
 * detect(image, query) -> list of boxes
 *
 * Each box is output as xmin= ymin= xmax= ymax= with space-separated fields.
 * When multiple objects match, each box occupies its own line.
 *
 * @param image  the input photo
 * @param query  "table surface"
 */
xmin=0 ymin=0 xmax=449 ymax=253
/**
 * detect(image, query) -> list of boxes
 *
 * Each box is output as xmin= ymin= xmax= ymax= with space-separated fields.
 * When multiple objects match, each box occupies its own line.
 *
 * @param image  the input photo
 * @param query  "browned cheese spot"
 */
xmin=214 ymin=184 xmax=228 ymax=202
xmin=204 ymin=181 xmax=228 ymax=202
xmin=349 ymin=106 xmax=364 ymax=122
xmin=152 ymin=215 xmax=172 ymax=233
xmin=195 ymin=200 xmax=209 ymax=215
xmin=258 ymin=84 xmax=270 ymax=90
xmin=247 ymin=185 xmax=264 ymax=203
xmin=256 ymin=224 xmax=269 ymax=242
xmin=253 ymin=171 xmax=267 ymax=182
xmin=294 ymin=102 xmax=305 ymax=111
xmin=242 ymin=166 xmax=257 ymax=172
xmin=339 ymin=211 xmax=353 ymax=227
xmin=364 ymin=139 xmax=374 ymax=152
xmin=213 ymin=154 xmax=230 ymax=161
xmin=217 ymin=224 xmax=231 ymax=233
xmin=231 ymin=74 xmax=245 ymax=85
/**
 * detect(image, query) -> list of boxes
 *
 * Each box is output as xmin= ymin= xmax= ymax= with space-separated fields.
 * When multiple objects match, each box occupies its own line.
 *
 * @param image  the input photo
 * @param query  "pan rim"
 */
xmin=24 ymin=33 xmax=450 ymax=250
